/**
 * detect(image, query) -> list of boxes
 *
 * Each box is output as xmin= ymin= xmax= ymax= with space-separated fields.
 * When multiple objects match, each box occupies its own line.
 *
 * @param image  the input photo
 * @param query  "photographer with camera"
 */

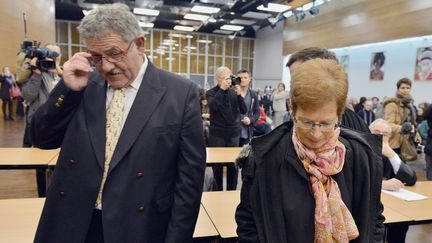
xmin=206 ymin=66 xmax=247 ymax=191
xmin=20 ymin=43 xmax=62 ymax=197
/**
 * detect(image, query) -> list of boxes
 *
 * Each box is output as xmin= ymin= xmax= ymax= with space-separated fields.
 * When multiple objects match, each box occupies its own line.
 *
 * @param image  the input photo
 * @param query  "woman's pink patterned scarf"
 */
xmin=292 ymin=127 xmax=359 ymax=242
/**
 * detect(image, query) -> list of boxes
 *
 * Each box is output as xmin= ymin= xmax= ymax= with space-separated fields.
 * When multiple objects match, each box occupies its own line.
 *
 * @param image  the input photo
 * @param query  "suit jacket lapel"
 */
xmin=84 ymin=77 xmax=107 ymax=169
xmin=108 ymin=62 xmax=166 ymax=173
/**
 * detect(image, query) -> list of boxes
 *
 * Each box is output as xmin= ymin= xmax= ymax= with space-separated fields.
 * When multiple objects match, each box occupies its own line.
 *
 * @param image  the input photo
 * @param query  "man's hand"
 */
xmin=382 ymin=178 xmax=404 ymax=191
xmin=241 ymin=116 xmax=251 ymax=125
xmin=62 ymin=52 xmax=93 ymax=91
xmin=233 ymin=85 xmax=241 ymax=95
xmin=382 ymin=139 xmax=396 ymax=158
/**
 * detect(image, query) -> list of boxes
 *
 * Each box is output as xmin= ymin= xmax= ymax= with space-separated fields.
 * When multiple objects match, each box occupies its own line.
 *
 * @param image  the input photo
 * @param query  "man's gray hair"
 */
xmin=78 ymin=3 xmax=143 ymax=42
xmin=369 ymin=118 xmax=391 ymax=132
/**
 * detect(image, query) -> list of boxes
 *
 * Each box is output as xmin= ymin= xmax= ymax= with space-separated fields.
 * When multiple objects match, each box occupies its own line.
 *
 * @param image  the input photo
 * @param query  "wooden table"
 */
xmin=206 ymin=147 xmax=241 ymax=166
xmin=0 ymin=198 xmax=218 ymax=242
xmin=201 ymin=190 xmax=240 ymax=239
xmin=0 ymin=148 xmax=60 ymax=169
xmin=381 ymin=181 xmax=432 ymax=225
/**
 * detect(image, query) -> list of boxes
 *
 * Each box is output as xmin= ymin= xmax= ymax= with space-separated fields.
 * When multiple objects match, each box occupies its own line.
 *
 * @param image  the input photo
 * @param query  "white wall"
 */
xmin=253 ymin=21 xmax=284 ymax=90
xmin=282 ymin=35 xmax=432 ymax=104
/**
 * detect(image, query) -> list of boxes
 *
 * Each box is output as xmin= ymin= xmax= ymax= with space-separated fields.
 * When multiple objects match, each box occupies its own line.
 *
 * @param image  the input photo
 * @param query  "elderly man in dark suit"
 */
xmin=30 ymin=3 xmax=206 ymax=243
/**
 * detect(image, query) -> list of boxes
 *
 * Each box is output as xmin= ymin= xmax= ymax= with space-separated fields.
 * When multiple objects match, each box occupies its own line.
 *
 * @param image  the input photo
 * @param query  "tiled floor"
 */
xmin=0 ymin=107 xmax=431 ymax=242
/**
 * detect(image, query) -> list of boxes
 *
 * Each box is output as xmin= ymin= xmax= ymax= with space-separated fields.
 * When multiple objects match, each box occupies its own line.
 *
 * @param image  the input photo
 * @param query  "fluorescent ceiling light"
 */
xmin=139 ymin=22 xmax=154 ymax=28
xmin=283 ymin=11 xmax=293 ymax=18
xmin=184 ymin=13 xmax=210 ymax=21
xmin=242 ymin=11 xmax=272 ymax=19
xmin=213 ymin=29 xmax=233 ymax=35
xmin=191 ymin=6 xmax=220 ymax=14
xmin=174 ymin=25 xmax=195 ymax=32
xmin=257 ymin=3 xmax=291 ymax=13
xmin=230 ymin=19 xmax=256 ymax=25
xmin=301 ymin=2 xmax=314 ymax=11
xmin=133 ymin=8 xmax=160 ymax=16
xmin=220 ymin=24 xmax=244 ymax=31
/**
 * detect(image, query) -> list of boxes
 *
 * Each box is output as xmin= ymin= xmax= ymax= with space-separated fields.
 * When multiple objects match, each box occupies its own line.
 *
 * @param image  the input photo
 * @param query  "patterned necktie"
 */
xmin=96 ymin=88 xmax=126 ymax=209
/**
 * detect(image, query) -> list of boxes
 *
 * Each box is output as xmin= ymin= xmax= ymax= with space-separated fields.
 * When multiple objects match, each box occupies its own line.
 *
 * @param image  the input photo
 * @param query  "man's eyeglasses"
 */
xmin=293 ymin=117 xmax=339 ymax=132
xmin=87 ymin=39 xmax=135 ymax=66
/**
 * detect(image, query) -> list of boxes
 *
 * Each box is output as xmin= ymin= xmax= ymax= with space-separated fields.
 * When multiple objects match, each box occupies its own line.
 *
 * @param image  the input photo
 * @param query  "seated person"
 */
xmin=369 ymin=119 xmax=417 ymax=190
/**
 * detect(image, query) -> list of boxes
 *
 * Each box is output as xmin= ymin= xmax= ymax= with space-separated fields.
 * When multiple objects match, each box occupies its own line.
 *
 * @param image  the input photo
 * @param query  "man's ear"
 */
xmin=135 ymin=36 xmax=146 ymax=53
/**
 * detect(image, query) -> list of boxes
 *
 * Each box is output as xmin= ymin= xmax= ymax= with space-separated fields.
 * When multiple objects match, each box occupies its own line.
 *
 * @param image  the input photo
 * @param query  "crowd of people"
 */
xmin=0 ymin=3 xmax=431 ymax=242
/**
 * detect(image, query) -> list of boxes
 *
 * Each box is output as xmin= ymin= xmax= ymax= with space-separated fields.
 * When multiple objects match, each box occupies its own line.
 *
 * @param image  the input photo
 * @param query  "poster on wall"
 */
xmin=414 ymin=47 xmax=432 ymax=81
xmin=338 ymin=55 xmax=349 ymax=71
xmin=369 ymin=52 xmax=385 ymax=81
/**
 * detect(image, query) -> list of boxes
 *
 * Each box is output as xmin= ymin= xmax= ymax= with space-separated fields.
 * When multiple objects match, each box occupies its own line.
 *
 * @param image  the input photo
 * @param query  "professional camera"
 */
xmin=229 ymin=74 xmax=241 ymax=87
xmin=20 ymin=40 xmax=59 ymax=71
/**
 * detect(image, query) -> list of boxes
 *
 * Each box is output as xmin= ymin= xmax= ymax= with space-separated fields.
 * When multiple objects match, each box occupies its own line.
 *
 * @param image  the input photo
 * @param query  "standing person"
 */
xmin=383 ymin=78 xmax=416 ymax=154
xmin=21 ymin=44 xmax=62 ymax=197
xmin=31 ymin=3 xmax=205 ymax=243
xmin=206 ymin=66 xmax=246 ymax=191
xmin=356 ymin=99 xmax=375 ymax=126
xmin=236 ymin=59 xmax=384 ymax=242
xmin=271 ymin=82 xmax=289 ymax=127
xmin=424 ymin=104 xmax=432 ymax=180
xmin=286 ymin=47 xmax=370 ymax=133
xmin=0 ymin=67 xmax=15 ymax=120
xmin=237 ymin=69 xmax=259 ymax=146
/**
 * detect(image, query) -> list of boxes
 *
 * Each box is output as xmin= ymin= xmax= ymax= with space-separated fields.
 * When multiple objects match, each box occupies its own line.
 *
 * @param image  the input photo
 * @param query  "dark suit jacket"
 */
xmin=236 ymin=121 xmax=385 ymax=243
xmin=30 ymin=62 xmax=206 ymax=243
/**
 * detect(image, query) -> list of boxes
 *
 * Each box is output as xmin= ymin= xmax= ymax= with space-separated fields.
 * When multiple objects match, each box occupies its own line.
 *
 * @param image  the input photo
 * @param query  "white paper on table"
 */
xmin=382 ymin=188 xmax=428 ymax=201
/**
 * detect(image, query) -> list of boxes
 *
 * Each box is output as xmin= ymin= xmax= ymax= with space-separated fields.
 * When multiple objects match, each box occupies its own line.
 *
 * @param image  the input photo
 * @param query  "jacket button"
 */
xmin=69 ymin=159 xmax=75 ymax=165
xmin=55 ymin=103 xmax=61 ymax=107
xmin=136 ymin=172 xmax=143 ymax=178
xmin=59 ymin=95 xmax=65 ymax=99
xmin=59 ymin=191 xmax=65 ymax=197
xmin=138 ymin=206 xmax=144 ymax=212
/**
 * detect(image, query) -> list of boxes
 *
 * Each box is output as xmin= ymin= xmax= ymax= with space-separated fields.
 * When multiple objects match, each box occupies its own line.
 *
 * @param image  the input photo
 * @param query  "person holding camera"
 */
xmin=206 ymin=66 xmax=247 ymax=191
xmin=20 ymin=44 xmax=62 ymax=197
xmin=383 ymin=78 xmax=417 ymax=155
xmin=237 ymin=69 xmax=259 ymax=146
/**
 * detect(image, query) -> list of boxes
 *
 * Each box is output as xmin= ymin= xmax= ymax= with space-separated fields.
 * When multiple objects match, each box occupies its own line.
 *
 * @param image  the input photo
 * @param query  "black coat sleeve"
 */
xmin=235 ymin=152 xmax=260 ymax=243
xmin=395 ymin=162 xmax=417 ymax=186
xmin=249 ymin=91 xmax=260 ymax=124
xmin=238 ymin=94 xmax=247 ymax=115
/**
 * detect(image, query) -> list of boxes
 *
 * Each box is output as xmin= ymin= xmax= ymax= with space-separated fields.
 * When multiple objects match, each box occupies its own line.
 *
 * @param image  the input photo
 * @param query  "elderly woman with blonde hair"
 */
xmin=236 ymin=59 xmax=384 ymax=242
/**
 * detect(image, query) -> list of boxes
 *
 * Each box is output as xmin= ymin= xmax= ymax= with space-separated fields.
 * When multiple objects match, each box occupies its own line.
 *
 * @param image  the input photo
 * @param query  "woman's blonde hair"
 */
xmin=290 ymin=59 xmax=348 ymax=118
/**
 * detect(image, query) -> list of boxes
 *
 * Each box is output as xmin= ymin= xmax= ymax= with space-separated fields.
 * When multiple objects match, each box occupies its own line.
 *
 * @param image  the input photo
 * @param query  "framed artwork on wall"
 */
xmin=338 ymin=55 xmax=349 ymax=71
xmin=369 ymin=52 xmax=385 ymax=81
xmin=414 ymin=47 xmax=432 ymax=81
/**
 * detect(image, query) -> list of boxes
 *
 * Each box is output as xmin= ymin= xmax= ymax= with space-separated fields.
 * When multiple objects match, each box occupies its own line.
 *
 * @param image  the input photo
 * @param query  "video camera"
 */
xmin=229 ymin=74 xmax=241 ymax=87
xmin=20 ymin=40 xmax=59 ymax=71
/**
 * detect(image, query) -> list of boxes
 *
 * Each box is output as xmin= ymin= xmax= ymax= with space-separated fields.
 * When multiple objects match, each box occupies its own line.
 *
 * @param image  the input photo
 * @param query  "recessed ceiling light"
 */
xmin=242 ymin=11 xmax=272 ymax=19
xmin=220 ymin=24 xmax=244 ymax=31
xmin=257 ymin=3 xmax=291 ymax=13
xmin=174 ymin=25 xmax=195 ymax=32
xmin=230 ymin=19 xmax=256 ymax=25
xmin=184 ymin=13 xmax=210 ymax=21
xmin=191 ymin=6 xmax=220 ymax=14
xmin=213 ymin=29 xmax=234 ymax=35
xmin=139 ymin=22 xmax=154 ymax=28
xmin=197 ymin=39 xmax=213 ymax=44
xmin=133 ymin=8 xmax=160 ymax=16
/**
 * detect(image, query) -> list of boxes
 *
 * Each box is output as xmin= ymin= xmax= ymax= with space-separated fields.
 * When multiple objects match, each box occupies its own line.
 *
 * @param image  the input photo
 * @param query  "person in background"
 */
xmin=271 ymin=82 xmax=289 ymax=127
xmin=371 ymin=96 xmax=380 ymax=113
xmin=369 ymin=118 xmax=417 ymax=243
xmin=0 ymin=67 xmax=16 ymax=120
xmin=30 ymin=4 xmax=205 ymax=242
xmin=236 ymin=59 xmax=384 ymax=242
xmin=424 ymin=104 xmax=432 ymax=180
xmin=286 ymin=47 xmax=370 ymax=133
xmin=206 ymin=66 xmax=246 ymax=191
xmin=354 ymin=96 xmax=367 ymax=113
xmin=253 ymin=104 xmax=272 ymax=136
xmin=384 ymin=78 xmax=416 ymax=154
xmin=238 ymin=69 xmax=259 ymax=146
xmin=356 ymin=99 xmax=375 ymax=126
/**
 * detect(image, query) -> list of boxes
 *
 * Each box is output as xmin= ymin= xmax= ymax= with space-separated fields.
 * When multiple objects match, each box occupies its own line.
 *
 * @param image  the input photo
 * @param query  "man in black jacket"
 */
xmin=206 ymin=66 xmax=247 ymax=190
xmin=237 ymin=69 xmax=260 ymax=146
xmin=369 ymin=118 xmax=417 ymax=243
